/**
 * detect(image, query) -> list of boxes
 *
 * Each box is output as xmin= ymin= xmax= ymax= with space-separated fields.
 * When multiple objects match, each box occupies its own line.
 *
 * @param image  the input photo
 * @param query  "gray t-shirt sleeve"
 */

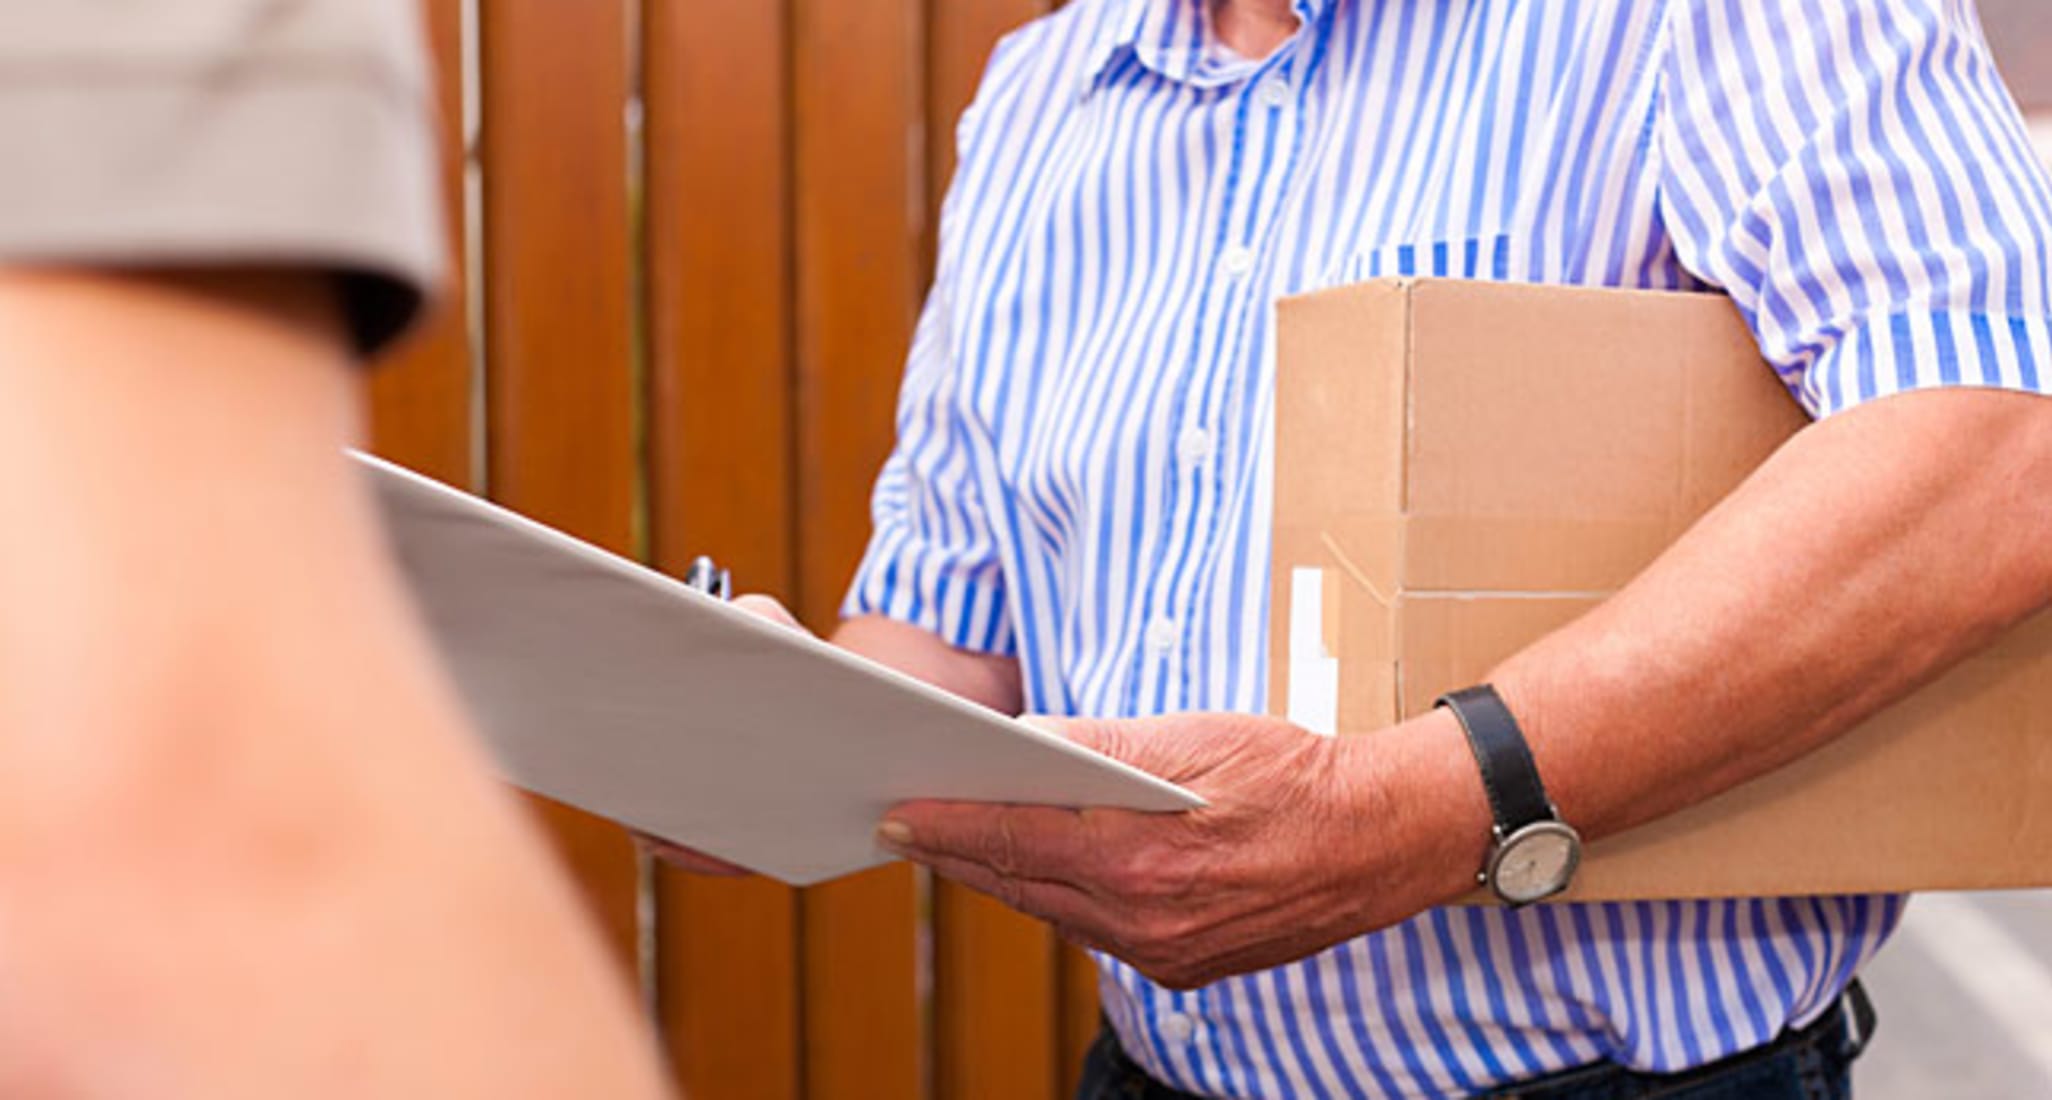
xmin=0 ymin=0 xmax=445 ymax=358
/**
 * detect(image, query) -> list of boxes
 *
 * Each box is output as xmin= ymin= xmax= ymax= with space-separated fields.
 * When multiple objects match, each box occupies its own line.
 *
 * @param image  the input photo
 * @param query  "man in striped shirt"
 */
xmin=673 ymin=0 xmax=2052 ymax=1095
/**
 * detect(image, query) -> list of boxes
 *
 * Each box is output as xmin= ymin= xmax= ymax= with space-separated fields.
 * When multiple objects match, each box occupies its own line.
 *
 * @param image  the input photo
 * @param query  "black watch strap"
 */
xmin=1435 ymin=685 xmax=1554 ymax=832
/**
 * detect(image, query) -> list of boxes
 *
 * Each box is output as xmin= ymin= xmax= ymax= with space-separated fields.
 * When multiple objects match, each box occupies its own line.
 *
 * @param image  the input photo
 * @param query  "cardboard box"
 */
xmin=1269 ymin=278 xmax=2052 ymax=899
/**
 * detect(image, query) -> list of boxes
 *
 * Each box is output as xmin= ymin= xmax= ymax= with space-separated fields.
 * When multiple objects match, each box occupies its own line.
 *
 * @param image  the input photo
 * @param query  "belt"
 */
xmin=1084 ymin=980 xmax=1875 ymax=1100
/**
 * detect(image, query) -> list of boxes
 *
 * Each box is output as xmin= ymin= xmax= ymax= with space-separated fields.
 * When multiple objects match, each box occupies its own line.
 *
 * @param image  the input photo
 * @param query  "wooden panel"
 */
xmin=367 ymin=0 xmax=471 ymax=482
xmin=643 ymin=0 xmax=803 ymax=1096
xmin=792 ymin=0 xmax=926 ymax=620
xmin=478 ymin=0 xmax=641 ymax=972
xmin=646 ymin=0 xmax=798 ymax=595
xmin=802 ymin=869 xmax=924 ymax=1100
xmin=794 ymin=0 xmax=928 ymax=1097
xmin=923 ymin=6 xmax=1067 ymax=1098
xmin=935 ymin=889 xmax=1059 ymax=1100
xmin=1057 ymin=944 xmax=1102 ymax=1091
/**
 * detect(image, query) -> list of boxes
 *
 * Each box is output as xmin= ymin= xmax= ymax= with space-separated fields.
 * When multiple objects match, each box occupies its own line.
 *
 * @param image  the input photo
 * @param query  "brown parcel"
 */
xmin=1268 ymin=277 xmax=2051 ymax=900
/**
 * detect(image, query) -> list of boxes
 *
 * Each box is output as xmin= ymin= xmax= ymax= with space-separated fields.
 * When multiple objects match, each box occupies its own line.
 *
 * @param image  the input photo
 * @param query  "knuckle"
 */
xmin=1103 ymin=857 xmax=1145 ymax=897
xmin=986 ymin=815 xmax=1022 ymax=878
xmin=1139 ymin=909 xmax=1196 ymax=947
xmin=1108 ymin=851 xmax=1169 ymax=897
xmin=1112 ymin=849 xmax=1198 ymax=906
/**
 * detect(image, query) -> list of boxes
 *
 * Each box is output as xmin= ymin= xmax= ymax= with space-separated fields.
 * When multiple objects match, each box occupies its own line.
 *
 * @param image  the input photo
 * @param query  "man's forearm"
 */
xmin=1473 ymin=388 xmax=2052 ymax=843
xmin=833 ymin=613 xmax=1025 ymax=715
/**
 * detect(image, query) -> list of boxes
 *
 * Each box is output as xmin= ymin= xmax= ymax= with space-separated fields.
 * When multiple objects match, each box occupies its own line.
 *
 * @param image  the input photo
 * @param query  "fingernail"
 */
xmin=877 ymin=820 xmax=915 ymax=849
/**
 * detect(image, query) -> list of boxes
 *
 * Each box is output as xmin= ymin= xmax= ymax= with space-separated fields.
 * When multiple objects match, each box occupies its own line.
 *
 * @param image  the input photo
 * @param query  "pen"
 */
xmin=683 ymin=555 xmax=732 ymax=601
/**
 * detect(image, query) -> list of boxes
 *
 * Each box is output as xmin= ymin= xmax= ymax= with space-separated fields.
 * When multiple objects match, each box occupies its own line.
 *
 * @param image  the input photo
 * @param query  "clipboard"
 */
xmin=354 ymin=452 xmax=1204 ymax=886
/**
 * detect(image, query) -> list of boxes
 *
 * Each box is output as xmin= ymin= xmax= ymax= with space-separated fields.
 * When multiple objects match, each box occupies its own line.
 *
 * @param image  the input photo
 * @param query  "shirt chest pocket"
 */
xmin=1307 ymin=231 xmax=1516 ymax=290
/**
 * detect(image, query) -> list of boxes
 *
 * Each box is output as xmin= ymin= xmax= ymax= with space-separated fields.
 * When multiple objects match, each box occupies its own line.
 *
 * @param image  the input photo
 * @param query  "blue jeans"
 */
xmin=1077 ymin=983 xmax=1870 ymax=1100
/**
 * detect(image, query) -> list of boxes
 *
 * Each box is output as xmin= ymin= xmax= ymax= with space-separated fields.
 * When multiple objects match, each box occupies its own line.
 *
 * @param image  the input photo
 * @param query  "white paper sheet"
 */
xmin=356 ymin=453 xmax=1203 ymax=886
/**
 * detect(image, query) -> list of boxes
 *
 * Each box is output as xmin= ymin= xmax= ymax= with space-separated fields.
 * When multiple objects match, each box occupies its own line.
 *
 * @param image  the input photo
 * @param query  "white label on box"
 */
xmin=1287 ymin=567 xmax=1339 ymax=736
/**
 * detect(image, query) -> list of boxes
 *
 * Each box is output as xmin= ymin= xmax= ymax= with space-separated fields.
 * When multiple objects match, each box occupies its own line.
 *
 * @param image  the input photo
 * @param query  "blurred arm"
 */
xmin=0 ymin=270 xmax=669 ymax=1099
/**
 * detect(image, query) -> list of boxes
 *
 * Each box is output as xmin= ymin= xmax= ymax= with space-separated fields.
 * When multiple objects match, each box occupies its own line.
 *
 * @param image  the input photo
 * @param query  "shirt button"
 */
xmin=1256 ymin=76 xmax=1291 ymax=109
xmin=1160 ymin=1011 xmax=1196 ymax=1044
xmin=1177 ymin=426 xmax=1214 ymax=466
xmin=1145 ymin=617 xmax=1179 ymax=655
xmin=1219 ymin=245 xmax=1255 ymax=278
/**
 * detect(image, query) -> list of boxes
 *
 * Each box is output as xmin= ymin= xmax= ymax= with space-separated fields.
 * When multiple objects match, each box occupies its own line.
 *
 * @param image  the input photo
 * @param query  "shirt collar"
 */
xmin=1079 ymin=0 xmax=1331 ymax=98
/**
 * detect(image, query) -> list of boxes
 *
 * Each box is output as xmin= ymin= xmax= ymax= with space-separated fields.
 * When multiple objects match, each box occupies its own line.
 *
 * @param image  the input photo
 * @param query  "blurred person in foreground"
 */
xmin=0 ymin=3 xmax=668 ymax=1096
xmin=656 ymin=0 xmax=2052 ymax=1097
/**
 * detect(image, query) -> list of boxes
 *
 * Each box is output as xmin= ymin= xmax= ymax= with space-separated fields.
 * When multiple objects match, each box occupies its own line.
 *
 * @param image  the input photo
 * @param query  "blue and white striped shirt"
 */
xmin=845 ymin=0 xmax=2052 ymax=1095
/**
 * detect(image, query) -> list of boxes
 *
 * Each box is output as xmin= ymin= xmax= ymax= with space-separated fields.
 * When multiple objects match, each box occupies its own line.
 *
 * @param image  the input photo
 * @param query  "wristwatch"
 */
xmin=1435 ymin=685 xmax=1582 ymax=906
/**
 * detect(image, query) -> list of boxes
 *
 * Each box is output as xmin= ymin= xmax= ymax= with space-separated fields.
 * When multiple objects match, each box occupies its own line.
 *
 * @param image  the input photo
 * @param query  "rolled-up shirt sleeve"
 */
xmin=0 ymin=0 xmax=444 ymax=358
xmin=840 ymin=271 xmax=1017 ymax=657
xmin=1658 ymin=0 xmax=2052 ymax=418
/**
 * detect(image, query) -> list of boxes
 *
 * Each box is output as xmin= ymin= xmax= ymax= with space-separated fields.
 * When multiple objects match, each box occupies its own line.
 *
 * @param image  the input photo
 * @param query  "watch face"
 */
xmin=1491 ymin=822 xmax=1582 ymax=905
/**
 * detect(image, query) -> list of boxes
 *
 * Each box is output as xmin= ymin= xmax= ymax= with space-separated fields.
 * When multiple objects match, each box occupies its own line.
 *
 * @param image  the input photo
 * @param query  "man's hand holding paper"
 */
xmin=874 ymin=710 xmax=1489 ymax=991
